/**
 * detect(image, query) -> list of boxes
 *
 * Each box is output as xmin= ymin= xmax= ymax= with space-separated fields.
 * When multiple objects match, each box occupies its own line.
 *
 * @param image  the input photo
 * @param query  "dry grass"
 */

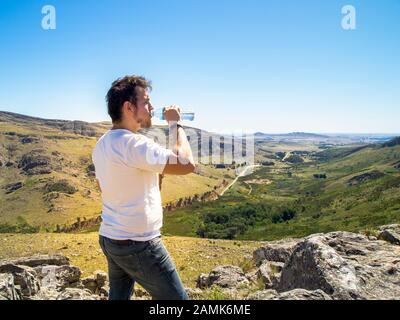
xmin=0 ymin=232 xmax=262 ymax=288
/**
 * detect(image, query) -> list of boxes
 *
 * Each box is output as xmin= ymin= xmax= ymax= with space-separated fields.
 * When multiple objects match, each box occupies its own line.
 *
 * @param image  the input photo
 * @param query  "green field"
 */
xmin=163 ymin=142 xmax=400 ymax=241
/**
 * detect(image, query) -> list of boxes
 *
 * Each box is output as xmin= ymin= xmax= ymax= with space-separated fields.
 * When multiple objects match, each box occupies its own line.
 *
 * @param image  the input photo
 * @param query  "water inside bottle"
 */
xmin=151 ymin=108 xmax=195 ymax=121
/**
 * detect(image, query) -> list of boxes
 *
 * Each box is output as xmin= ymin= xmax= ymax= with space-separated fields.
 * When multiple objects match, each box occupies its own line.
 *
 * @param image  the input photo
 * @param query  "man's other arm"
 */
xmin=162 ymin=123 xmax=196 ymax=175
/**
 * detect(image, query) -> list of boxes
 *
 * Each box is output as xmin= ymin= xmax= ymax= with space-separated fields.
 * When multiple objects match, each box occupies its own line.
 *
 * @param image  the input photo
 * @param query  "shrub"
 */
xmin=45 ymin=179 xmax=77 ymax=194
xmin=0 ymin=216 xmax=40 ymax=233
xmin=271 ymin=208 xmax=297 ymax=224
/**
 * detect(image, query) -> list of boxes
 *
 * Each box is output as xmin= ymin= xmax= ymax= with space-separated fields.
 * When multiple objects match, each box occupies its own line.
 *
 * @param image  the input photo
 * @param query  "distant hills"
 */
xmin=254 ymin=132 xmax=330 ymax=140
xmin=255 ymin=131 xmax=329 ymax=138
xmin=0 ymin=111 xmax=108 ymax=137
xmin=382 ymin=136 xmax=400 ymax=148
xmin=254 ymin=131 xmax=397 ymax=145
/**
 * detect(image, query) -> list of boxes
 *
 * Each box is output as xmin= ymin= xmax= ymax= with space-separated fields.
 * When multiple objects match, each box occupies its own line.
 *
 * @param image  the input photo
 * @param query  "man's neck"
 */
xmin=111 ymin=121 xmax=140 ymax=133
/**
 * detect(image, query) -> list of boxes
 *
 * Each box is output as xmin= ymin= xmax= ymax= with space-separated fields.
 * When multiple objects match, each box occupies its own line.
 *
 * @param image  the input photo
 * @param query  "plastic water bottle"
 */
xmin=151 ymin=107 xmax=195 ymax=121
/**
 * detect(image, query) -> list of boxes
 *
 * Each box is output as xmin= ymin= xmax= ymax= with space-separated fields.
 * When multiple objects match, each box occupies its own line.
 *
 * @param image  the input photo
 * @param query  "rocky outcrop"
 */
xmin=57 ymin=121 xmax=98 ymax=137
xmin=253 ymin=239 xmax=299 ymax=266
xmin=347 ymin=171 xmax=385 ymax=186
xmin=164 ymin=180 xmax=229 ymax=213
xmin=0 ymin=254 xmax=107 ymax=300
xmin=0 ymin=273 xmax=20 ymax=300
xmin=56 ymin=288 xmax=99 ymax=300
xmin=256 ymin=261 xmax=284 ymax=289
xmin=34 ymin=265 xmax=81 ymax=290
xmin=197 ymin=265 xmax=249 ymax=289
xmin=18 ymin=150 xmax=51 ymax=175
xmin=199 ymin=225 xmax=400 ymax=300
xmin=3 ymin=225 xmax=400 ymax=300
xmin=3 ymin=182 xmax=23 ymax=194
xmin=5 ymin=254 xmax=70 ymax=267
xmin=247 ymin=288 xmax=332 ymax=300
xmin=81 ymin=270 xmax=108 ymax=295
xmin=0 ymin=264 xmax=40 ymax=298
xmin=276 ymin=231 xmax=400 ymax=299
xmin=56 ymin=216 xmax=102 ymax=233
xmin=378 ymin=224 xmax=400 ymax=245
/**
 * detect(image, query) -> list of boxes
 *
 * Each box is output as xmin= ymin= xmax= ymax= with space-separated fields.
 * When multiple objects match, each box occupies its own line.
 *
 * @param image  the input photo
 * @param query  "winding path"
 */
xmin=218 ymin=165 xmax=261 ymax=196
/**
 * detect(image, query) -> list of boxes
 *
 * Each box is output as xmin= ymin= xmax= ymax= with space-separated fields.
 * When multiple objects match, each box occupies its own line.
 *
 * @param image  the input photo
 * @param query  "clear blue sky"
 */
xmin=1 ymin=0 xmax=399 ymax=133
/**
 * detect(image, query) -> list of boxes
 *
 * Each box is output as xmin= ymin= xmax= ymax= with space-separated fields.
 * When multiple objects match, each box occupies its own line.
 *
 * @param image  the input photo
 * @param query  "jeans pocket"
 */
xmin=147 ymin=240 xmax=176 ymax=275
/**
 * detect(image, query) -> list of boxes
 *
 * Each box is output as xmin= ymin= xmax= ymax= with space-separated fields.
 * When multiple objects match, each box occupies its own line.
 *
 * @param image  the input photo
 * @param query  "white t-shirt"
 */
xmin=92 ymin=129 xmax=173 ymax=241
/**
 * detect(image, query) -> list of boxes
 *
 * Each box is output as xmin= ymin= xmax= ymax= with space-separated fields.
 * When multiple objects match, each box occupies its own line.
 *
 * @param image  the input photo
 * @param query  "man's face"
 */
xmin=130 ymin=87 xmax=153 ymax=129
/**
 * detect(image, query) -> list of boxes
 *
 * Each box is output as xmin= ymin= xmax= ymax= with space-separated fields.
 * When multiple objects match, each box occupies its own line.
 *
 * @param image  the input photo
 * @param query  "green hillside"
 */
xmin=163 ymin=142 xmax=400 ymax=241
xmin=0 ymin=111 xmax=232 ymax=231
xmin=2 ymin=111 xmax=399 ymax=241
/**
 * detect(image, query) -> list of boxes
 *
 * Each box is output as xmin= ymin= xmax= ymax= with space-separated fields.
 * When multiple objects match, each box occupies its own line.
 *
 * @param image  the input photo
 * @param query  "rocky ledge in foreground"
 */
xmin=197 ymin=225 xmax=400 ymax=300
xmin=1 ymin=225 xmax=400 ymax=300
xmin=0 ymin=254 xmax=108 ymax=300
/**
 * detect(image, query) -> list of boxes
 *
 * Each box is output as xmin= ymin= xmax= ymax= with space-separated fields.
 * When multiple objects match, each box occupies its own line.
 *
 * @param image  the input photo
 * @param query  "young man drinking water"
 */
xmin=92 ymin=75 xmax=195 ymax=300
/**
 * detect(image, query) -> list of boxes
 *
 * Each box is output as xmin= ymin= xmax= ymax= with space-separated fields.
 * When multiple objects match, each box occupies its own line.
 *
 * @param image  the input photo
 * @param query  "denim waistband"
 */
xmin=100 ymin=235 xmax=161 ymax=246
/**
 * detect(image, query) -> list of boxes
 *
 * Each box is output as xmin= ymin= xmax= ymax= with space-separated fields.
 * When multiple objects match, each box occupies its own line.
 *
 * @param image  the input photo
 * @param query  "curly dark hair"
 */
xmin=106 ymin=75 xmax=152 ymax=123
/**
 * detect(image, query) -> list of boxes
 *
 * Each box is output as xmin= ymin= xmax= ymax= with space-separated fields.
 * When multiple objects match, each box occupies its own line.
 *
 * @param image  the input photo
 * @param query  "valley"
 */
xmin=1 ymin=110 xmax=399 ymax=242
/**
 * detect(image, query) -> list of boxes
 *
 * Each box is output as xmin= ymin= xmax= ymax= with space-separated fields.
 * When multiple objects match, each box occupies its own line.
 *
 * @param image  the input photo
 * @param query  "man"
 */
xmin=92 ymin=75 xmax=195 ymax=300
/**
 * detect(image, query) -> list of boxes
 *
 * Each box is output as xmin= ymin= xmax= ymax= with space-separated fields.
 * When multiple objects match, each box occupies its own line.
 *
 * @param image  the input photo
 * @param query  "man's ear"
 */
xmin=123 ymin=101 xmax=135 ymax=114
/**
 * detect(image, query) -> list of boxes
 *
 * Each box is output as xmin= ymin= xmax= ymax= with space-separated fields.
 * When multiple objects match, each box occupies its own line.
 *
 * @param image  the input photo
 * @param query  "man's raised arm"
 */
xmin=162 ymin=106 xmax=196 ymax=175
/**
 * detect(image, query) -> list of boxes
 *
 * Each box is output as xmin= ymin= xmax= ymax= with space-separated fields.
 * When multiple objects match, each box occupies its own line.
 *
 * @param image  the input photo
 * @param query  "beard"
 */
xmin=141 ymin=117 xmax=152 ymax=128
xmin=134 ymin=109 xmax=152 ymax=129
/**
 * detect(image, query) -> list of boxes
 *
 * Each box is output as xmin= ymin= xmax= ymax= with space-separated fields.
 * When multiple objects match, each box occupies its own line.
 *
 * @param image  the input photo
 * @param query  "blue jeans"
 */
xmin=99 ymin=235 xmax=189 ymax=300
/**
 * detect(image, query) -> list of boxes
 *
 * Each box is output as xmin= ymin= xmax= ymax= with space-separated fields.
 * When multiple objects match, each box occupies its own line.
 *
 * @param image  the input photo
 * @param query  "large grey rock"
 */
xmin=6 ymin=254 xmax=70 ymax=267
xmin=81 ymin=270 xmax=108 ymax=294
xmin=253 ymin=239 xmax=299 ymax=266
xmin=378 ymin=224 xmax=400 ymax=245
xmin=246 ymin=289 xmax=277 ymax=300
xmin=0 ymin=254 xmax=110 ymax=300
xmin=34 ymin=265 xmax=81 ymax=290
xmin=29 ymin=288 xmax=59 ymax=300
xmin=56 ymin=288 xmax=100 ymax=300
xmin=197 ymin=265 xmax=249 ymax=289
xmin=185 ymin=287 xmax=203 ymax=300
xmin=0 ymin=273 xmax=21 ymax=300
xmin=257 ymin=261 xmax=284 ymax=289
xmin=278 ymin=231 xmax=400 ymax=300
xmin=247 ymin=289 xmax=332 ymax=300
xmin=0 ymin=264 xmax=40 ymax=298
xmin=276 ymin=289 xmax=332 ymax=300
